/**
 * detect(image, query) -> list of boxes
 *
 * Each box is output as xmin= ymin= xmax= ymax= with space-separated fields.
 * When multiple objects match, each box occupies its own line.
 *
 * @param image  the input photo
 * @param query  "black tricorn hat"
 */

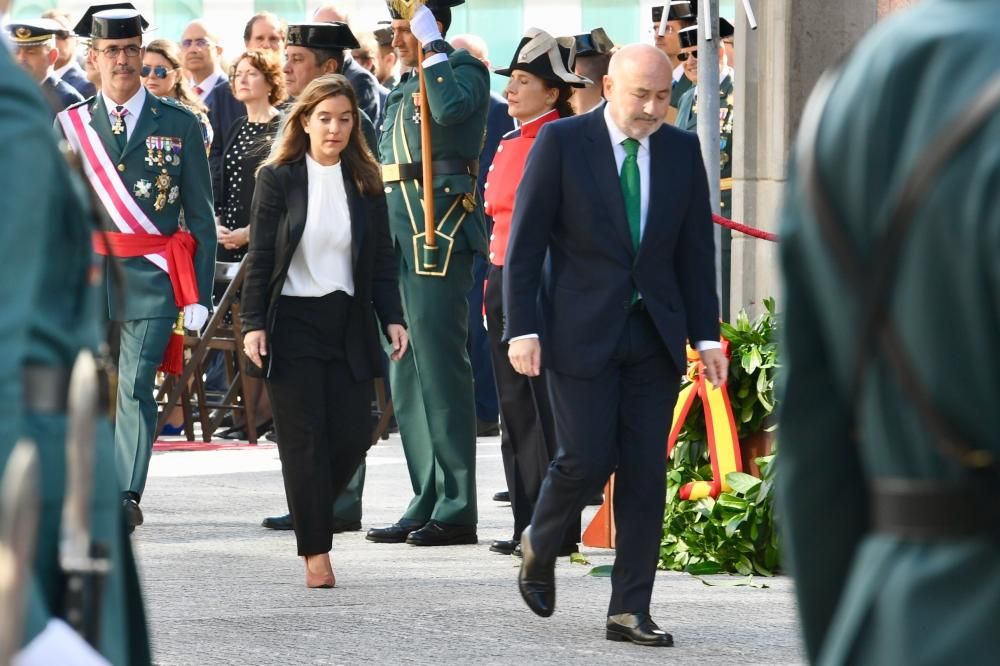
xmin=495 ymin=27 xmax=591 ymax=88
xmin=686 ymin=4 xmax=735 ymax=39
xmin=678 ymin=25 xmax=698 ymax=50
xmin=385 ymin=0 xmax=464 ymax=20
xmin=374 ymin=21 xmax=393 ymax=47
xmin=573 ymin=27 xmax=614 ymax=58
xmin=652 ymin=2 xmax=696 ymax=23
xmin=74 ymin=3 xmax=148 ymax=39
xmin=287 ymin=22 xmax=360 ymax=50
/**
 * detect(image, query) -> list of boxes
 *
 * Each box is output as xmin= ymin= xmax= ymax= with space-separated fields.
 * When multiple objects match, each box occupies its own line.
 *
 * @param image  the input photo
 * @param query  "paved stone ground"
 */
xmin=135 ymin=435 xmax=803 ymax=665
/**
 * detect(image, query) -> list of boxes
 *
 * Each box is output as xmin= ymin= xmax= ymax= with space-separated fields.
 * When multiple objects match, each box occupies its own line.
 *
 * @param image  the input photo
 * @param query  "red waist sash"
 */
xmin=93 ymin=230 xmax=199 ymax=307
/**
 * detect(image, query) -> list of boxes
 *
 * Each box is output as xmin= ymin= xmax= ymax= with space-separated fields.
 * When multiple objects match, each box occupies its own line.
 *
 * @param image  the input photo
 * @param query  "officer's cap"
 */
xmin=573 ymin=27 xmax=614 ymax=58
xmin=652 ymin=2 xmax=696 ymax=24
xmin=287 ymin=22 xmax=360 ymax=50
xmin=74 ymin=3 xmax=149 ymax=40
xmin=495 ymin=27 xmax=591 ymax=89
xmin=7 ymin=19 xmax=63 ymax=46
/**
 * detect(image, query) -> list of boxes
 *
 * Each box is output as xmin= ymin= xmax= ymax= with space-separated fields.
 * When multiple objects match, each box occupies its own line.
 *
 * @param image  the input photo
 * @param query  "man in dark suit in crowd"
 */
xmin=180 ymin=19 xmax=245 ymax=199
xmin=41 ymin=9 xmax=96 ymax=98
xmin=504 ymin=43 xmax=727 ymax=646
xmin=313 ymin=4 xmax=382 ymax=124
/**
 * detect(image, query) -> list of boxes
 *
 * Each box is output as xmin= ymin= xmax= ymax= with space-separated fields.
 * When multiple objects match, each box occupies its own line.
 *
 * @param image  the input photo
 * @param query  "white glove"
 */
xmin=409 ymin=5 xmax=442 ymax=44
xmin=13 ymin=619 xmax=110 ymax=666
xmin=183 ymin=303 xmax=209 ymax=330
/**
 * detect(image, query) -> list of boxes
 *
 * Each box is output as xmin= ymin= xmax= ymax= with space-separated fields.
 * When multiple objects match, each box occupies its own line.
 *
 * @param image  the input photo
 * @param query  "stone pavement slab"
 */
xmin=135 ymin=436 xmax=803 ymax=665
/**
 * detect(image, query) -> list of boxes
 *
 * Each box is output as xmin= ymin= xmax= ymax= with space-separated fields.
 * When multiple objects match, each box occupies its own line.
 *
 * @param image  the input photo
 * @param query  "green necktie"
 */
xmin=620 ymin=138 xmax=641 ymax=251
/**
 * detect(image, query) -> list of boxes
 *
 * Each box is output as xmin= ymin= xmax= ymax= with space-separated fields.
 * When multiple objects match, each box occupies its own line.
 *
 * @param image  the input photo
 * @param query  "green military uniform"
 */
xmin=0 ymin=44 xmax=150 ymax=664
xmin=670 ymin=71 xmax=694 ymax=109
xmin=675 ymin=71 xmax=734 ymax=319
xmin=778 ymin=1 xmax=1000 ymax=663
xmin=378 ymin=42 xmax=489 ymax=527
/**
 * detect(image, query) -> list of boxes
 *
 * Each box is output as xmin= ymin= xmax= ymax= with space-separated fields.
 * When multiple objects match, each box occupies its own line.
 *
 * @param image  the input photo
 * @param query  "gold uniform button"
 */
xmin=117 ymin=164 xmax=126 ymax=172
xmin=436 ymin=76 xmax=444 ymax=83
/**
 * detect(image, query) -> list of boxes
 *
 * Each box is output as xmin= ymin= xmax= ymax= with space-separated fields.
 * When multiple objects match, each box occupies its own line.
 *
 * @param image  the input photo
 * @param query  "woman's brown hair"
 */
xmin=261 ymin=74 xmax=383 ymax=197
xmin=144 ymin=39 xmax=208 ymax=115
xmin=549 ymin=82 xmax=575 ymax=119
xmin=229 ymin=50 xmax=287 ymax=107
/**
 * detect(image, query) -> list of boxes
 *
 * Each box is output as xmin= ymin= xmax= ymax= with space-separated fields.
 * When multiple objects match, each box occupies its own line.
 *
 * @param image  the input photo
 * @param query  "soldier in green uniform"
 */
xmin=778 ymin=0 xmax=1000 ymax=663
xmin=365 ymin=0 xmax=488 ymax=547
xmin=59 ymin=6 xmax=216 ymax=532
xmin=0 ymin=26 xmax=150 ymax=665
xmin=674 ymin=24 xmax=734 ymax=320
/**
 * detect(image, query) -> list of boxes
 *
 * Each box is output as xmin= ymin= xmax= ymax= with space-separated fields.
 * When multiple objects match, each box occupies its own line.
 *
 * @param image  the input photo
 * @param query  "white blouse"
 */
xmin=281 ymin=154 xmax=355 ymax=297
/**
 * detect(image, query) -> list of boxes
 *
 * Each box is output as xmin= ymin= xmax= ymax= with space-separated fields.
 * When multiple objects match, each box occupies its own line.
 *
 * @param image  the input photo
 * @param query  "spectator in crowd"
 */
xmin=352 ymin=31 xmax=390 ymax=115
xmin=244 ymin=11 xmax=287 ymax=55
xmin=180 ymin=19 xmax=246 ymax=198
xmin=241 ymin=75 xmax=407 ymax=588
xmin=650 ymin=2 xmax=696 ymax=121
xmin=313 ymin=4 xmax=382 ymax=124
xmin=570 ymin=27 xmax=614 ymax=114
xmin=484 ymin=28 xmax=589 ymax=557
xmin=41 ymin=8 xmax=96 ymax=97
xmin=373 ymin=22 xmax=398 ymax=88
xmin=142 ymin=39 xmax=213 ymax=152
xmin=6 ymin=19 xmax=84 ymax=113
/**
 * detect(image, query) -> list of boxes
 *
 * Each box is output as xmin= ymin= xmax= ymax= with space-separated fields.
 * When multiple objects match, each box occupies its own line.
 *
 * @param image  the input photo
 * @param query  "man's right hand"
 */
xmin=508 ymin=338 xmax=541 ymax=377
xmin=243 ymin=330 xmax=268 ymax=368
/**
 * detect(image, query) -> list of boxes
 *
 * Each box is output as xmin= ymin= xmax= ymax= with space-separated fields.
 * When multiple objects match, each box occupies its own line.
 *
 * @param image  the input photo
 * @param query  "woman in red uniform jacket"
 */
xmin=484 ymin=28 xmax=590 ymax=557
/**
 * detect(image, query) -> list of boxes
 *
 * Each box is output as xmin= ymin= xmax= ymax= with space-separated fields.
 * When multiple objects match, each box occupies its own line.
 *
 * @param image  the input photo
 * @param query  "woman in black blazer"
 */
xmin=241 ymin=74 xmax=408 ymax=589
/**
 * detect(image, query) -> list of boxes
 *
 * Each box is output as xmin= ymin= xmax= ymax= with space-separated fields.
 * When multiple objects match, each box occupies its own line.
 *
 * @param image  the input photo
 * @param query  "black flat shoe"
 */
xmin=492 ymin=490 xmax=510 ymax=503
xmin=123 ymin=498 xmax=144 ymax=533
xmin=605 ymin=612 xmax=674 ymax=647
xmin=331 ymin=518 xmax=362 ymax=533
xmin=406 ymin=520 xmax=477 ymax=546
xmin=490 ymin=538 xmax=519 ymax=555
xmin=518 ymin=526 xmax=555 ymax=617
xmin=261 ymin=513 xmax=293 ymax=530
xmin=366 ymin=519 xmax=425 ymax=543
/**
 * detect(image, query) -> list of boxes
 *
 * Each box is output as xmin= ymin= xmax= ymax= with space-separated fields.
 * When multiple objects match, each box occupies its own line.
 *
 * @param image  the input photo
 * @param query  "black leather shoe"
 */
xmin=518 ymin=526 xmax=555 ymax=617
xmin=261 ymin=513 xmax=293 ymax=530
xmin=331 ymin=518 xmax=362 ymax=533
xmin=490 ymin=538 xmax=519 ymax=555
xmin=406 ymin=520 xmax=477 ymax=546
xmin=366 ymin=519 xmax=425 ymax=543
xmin=605 ymin=613 xmax=674 ymax=647
xmin=492 ymin=490 xmax=510 ymax=503
xmin=586 ymin=493 xmax=605 ymax=506
xmin=123 ymin=498 xmax=143 ymax=534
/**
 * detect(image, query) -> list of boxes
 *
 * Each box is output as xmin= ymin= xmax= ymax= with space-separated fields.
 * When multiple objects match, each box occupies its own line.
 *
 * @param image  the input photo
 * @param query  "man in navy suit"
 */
xmin=42 ymin=9 xmax=97 ymax=98
xmin=504 ymin=44 xmax=727 ymax=646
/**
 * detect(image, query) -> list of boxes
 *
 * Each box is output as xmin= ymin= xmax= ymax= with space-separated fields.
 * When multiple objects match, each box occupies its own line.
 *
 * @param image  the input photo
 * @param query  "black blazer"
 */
xmin=242 ymin=158 xmax=405 ymax=382
xmin=205 ymin=77 xmax=247 ymax=200
xmin=502 ymin=105 xmax=720 ymax=378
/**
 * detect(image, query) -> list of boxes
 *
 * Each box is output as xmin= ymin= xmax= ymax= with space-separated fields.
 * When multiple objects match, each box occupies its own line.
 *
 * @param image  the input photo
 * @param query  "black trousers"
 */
xmin=266 ymin=292 xmax=373 ymax=556
xmin=529 ymin=306 xmax=680 ymax=615
xmin=485 ymin=265 xmax=578 ymax=548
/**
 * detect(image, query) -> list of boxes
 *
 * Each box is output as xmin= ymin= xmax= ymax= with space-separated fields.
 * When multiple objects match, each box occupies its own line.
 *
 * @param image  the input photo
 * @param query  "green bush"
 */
xmin=658 ymin=299 xmax=780 ymax=576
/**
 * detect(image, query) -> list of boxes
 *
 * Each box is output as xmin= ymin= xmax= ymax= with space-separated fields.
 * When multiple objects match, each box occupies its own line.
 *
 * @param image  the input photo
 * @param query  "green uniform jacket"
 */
xmin=62 ymin=93 xmax=216 ymax=321
xmin=777 ymin=1 xmax=1000 ymax=663
xmin=377 ymin=46 xmax=489 ymax=274
xmin=675 ymin=72 xmax=735 ymax=180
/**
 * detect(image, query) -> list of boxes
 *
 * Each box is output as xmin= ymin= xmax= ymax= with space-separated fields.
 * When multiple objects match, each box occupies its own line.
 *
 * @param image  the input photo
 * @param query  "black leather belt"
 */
xmin=381 ymin=159 xmax=479 ymax=183
xmin=871 ymin=478 xmax=1000 ymax=541
xmin=23 ymin=364 xmax=112 ymax=414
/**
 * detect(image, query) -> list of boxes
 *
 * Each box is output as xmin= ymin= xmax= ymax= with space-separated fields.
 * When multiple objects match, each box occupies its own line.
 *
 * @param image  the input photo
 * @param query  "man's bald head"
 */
xmin=313 ymin=4 xmax=350 ymax=25
xmin=180 ymin=19 xmax=223 ymax=81
xmin=604 ymin=44 xmax=673 ymax=139
xmin=450 ymin=33 xmax=489 ymax=66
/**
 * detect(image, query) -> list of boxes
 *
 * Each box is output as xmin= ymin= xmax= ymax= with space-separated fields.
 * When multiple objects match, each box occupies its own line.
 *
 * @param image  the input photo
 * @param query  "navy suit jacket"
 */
xmin=60 ymin=64 xmax=96 ymax=98
xmin=502 ymin=106 xmax=720 ymax=378
xmin=343 ymin=55 xmax=381 ymax=127
xmin=205 ymin=76 xmax=247 ymax=200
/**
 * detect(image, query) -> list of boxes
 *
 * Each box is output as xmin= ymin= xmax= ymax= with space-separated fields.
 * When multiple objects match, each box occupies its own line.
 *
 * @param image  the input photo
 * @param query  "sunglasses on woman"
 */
xmin=141 ymin=65 xmax=173 ymax=79
xmin=676 ymin=50 xmax=700 ymax=62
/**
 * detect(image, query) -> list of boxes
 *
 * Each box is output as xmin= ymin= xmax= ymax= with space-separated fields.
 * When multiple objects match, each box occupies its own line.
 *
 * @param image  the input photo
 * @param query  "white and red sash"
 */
xmin=57 ymin=103 xmax=168 ymax=273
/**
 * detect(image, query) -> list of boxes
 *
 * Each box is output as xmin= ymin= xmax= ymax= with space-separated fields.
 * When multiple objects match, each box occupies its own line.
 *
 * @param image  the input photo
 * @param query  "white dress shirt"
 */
xmin=282 ymin=154 xmax=355 ymax=298
xmin=102 ymin=86 xmax=146 ymax=142
xmin=191 ymin=69 xmax=225 ymax=102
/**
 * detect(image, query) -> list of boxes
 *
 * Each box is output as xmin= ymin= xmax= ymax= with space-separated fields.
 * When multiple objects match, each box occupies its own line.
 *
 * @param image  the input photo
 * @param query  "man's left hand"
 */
xmin=700 ymin=347 xmax=729 ymax=387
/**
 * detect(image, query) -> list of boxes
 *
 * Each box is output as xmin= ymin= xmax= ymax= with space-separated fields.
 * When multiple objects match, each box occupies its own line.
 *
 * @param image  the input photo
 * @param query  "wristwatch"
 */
xmin=422 ymin=39 xmax=450 ymax=56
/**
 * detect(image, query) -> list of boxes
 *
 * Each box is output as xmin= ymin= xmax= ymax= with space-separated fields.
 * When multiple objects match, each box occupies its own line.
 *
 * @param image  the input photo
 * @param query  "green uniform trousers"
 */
xmin=115 ymin=317 xmax=174 ymax=497
xmin=388 ymin=251 xmax=477 ymax=526
xmin=20 ymin=415 xmax=150 ymax=665
xmin=333 ymin=465 xmax=365 ymax=521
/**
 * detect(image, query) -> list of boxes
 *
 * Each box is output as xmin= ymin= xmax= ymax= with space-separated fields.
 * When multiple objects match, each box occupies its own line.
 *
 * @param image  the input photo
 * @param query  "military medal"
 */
xmin=411 ymin=92 xmax=422 ymax=124
xmin=154 ymin=171 xmax=171 ymax=211
xmin=168 ymin=186 xmax=180 ymax=205
xmin=110 ymin=107 xmax=127 ymax=135
xmin=133 ymin=179 xmax=152 ymax=199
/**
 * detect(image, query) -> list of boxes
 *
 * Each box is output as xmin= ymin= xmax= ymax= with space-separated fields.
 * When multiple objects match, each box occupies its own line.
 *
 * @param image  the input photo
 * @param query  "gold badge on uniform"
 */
xmin=154 ymin=171 xmax=171 ymax=211
xmin=145 ymin=136 xmax=183 ymax=168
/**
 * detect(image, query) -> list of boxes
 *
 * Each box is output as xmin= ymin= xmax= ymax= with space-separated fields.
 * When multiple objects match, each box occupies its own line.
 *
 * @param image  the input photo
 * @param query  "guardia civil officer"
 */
xmin=779 ymin=0 xmax=1000 ymax=662
xmin=58 ymin=6 xmax=216 ymax=532
xmin=6 ymin=19 xmax=84 ymax=113
xmin=365 ymin=0 xmax=489 ymax=547
xmin=570 ymin=27 xmax=615 ymax=115
xmin=1 ymin=24 xmax=150 ymax=664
